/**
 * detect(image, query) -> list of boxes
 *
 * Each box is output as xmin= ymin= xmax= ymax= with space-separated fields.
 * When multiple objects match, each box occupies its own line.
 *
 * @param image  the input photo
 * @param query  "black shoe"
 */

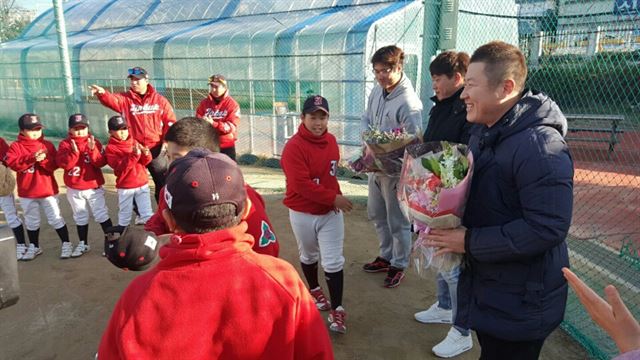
xmin=384 ymin=266 xmax=405 ymax=288
xmin=363 ymin=257 xmax=390 ymax=273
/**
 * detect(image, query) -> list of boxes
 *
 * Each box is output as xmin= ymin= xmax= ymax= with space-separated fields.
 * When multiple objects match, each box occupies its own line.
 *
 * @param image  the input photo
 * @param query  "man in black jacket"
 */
xmin=422 ymin=51 xmax=472 ymax=144
xmin=426 ymin=41 xmax=573 ymax=360
xmin=415 ymin=50 xmax=474 ymax=359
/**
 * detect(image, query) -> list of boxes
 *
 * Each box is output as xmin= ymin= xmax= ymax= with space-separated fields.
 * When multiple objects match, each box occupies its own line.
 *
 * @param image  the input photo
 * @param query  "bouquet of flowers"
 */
xmin=349 ymin=126 xmax=419 ymax=176
xmin=397 ymin=141 xmax=474 ymax=276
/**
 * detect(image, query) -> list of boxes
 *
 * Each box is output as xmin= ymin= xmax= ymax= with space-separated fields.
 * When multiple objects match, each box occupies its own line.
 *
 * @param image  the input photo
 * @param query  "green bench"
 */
xmin=565 ymin=114 xmax=625 ymax=154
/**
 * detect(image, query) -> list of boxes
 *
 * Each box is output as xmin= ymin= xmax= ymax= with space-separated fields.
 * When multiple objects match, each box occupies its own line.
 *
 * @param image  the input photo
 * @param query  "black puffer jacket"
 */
xmin=456 ymin=90 xmax=574 ymax=341
xmin=423 ymin=87 xmax=472 ymax=144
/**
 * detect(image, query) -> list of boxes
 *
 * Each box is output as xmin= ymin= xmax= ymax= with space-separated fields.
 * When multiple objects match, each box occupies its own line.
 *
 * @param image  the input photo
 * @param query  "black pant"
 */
xmin=220 ymin=146 xmax=236 ymax=162
xmin=147 ymin=144 xmax=168 ymax=203
xmin=477 ymin=331 xmax=545 ymax=360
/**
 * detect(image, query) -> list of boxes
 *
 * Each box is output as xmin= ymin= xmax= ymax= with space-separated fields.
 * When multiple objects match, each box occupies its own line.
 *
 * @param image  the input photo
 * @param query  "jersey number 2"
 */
xmin=68 ymin=166 xmax=80 ymax=177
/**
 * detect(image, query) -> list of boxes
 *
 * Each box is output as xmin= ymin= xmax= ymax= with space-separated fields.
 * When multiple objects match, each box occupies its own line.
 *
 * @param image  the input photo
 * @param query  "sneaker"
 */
xmin=432 ymin=327 xmax=473 ymax=358
xmin=60 ymin=242 xmax=73 ymax=259
xmin=415 ymin=302 xmax=453 ymax=324
xmin=134 ymin=215 xmax=147 ymax=225
xmin=383 ymin=266 xmax=405 ymax=288
xmin=71 ymin=241 xmax=90 ymax=258
xmin=328 ymin=306 xmax=347 ymax=334
xmin=363 ymin=256 xmax=390 ymax=273
xmin=21 ymin=244 xmax=42 ymax=261
xmin=309 ymin=287 xmax=331 ymax=311
xmin=16 ymin=243 xmax=27 ymax=260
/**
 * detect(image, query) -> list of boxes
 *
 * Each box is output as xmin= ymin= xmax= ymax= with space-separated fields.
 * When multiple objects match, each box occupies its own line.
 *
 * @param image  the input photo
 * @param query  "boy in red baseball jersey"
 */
xmin=5 ymin=113 xmax=72 ymax=260
xmin=98 ymin=150 xmax=333 ymax=359
xmin=281 ymin=95 xmax=353 ymax=334
xmin=144 ymin=117 xmax=279 ymax=257
xmin=0 ymin=136 xmax=27 ymax=259
xmin=56 ymin=114 xmax=113 ymax=257
xmin=195 ymin=74 xmax=240 ymax=160
xmin=104 ymin=115 xmax=153 ymax=227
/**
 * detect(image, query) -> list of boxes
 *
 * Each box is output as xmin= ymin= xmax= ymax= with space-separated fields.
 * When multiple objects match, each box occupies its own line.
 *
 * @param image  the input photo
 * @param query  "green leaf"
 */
xmin=453 ymin=155 xmax=469 ymax=180
xmin=421 ymin=157 xmax=441 ymax=177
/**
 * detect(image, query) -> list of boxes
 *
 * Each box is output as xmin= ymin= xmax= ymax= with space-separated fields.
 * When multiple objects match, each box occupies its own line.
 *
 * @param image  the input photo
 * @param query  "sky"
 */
xmin=15 ymin=0 xmax=56 ymax=17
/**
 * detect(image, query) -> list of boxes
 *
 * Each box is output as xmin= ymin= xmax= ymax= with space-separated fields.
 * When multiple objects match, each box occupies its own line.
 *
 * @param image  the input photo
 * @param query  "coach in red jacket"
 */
xmin=195 ymin=74 xmax=240 ymax=160
xmin=89 ymin=67 xmax=176 ymax=202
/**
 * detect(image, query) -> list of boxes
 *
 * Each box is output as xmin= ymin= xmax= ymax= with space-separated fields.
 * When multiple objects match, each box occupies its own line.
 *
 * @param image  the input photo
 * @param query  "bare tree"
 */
xmin=0 ymin=0 xmax=31 ymax=43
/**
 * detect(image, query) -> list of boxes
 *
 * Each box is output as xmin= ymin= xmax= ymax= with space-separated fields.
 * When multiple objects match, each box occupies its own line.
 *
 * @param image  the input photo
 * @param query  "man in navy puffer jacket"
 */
xmin=426 ymin=41 xmax=574 ymax=360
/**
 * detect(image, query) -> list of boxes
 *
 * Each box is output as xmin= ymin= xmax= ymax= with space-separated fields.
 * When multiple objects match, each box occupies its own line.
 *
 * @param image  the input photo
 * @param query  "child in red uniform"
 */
xmin=0 ymin=137 xmax=27 ymax=259
xmin=56 ymin=114 xmax=113 ymax=257
xmin=144 ymin=117 xmax=279 ymax=257
xmin=5 ymin=113 xmax=72 ymax=260
xmin=104 ymin=115 xmax=153 ymax=227
xmin=195 ymin=74 xmax=241 ymax=160
xmin=98 ymin=150 xmax=333 ymax=360
xmin=281 ymin=95 xmax=353 ymax=334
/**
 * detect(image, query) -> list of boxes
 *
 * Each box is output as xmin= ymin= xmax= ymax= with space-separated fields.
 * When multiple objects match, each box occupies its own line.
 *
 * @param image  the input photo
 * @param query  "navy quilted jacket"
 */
xmin=456 ymin=90 xmax=574 ymax=341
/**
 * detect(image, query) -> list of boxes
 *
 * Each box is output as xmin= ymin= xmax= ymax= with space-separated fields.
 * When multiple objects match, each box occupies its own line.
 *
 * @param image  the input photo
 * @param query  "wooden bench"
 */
xmin=565 ymin=114 xmax=625 ymax=154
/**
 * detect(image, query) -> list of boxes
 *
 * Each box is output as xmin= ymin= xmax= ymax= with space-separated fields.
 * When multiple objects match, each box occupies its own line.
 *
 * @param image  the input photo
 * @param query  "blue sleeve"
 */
xmin=468 ymin=133 xmax=574 ymax=262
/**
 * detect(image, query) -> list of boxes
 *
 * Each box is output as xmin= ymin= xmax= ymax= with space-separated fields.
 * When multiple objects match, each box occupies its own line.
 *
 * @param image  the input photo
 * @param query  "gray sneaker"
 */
xmin=71 ymin=241 xmax=90 ymax=258
xmin=21 ymin=244 xmax=42 ymax=261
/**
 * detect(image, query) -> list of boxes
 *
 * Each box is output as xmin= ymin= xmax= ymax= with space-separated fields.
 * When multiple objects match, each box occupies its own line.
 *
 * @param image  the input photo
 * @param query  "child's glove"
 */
xmin=104 ymin=226 xmax=159 ymax=271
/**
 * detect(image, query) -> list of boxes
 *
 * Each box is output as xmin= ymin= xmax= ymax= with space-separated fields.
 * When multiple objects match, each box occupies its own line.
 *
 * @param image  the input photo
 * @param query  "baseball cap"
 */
xmin=18 ymin=113 xmax=44 ymax=130
xmin=107 ymin=115 xmax=128 ymax=131
xmin=127 ymin=66 xmax=148 ymax=80
xmin=68 ymin=113 xmax=89 ymax=128
xmin=165 ymin=148 xmax=247 ymax=227
xmin=302 ymin=95 xmax=329 ymax=115
xmin=208 ymin=74 xmax=227 ymax=87
xmin=104 ymin=226 xmax=160 ymax=271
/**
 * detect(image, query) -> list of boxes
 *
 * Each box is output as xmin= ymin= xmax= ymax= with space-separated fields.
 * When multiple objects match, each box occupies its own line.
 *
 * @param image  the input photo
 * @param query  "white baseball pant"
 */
xmin=66 ymin=187 xmax=110 ymax=226
xmin=20 ymin=196 xmax=66 ymax=231
xmin=289 ymin=209 xmax=345 ymax=273
xmin=117 ymin=184 xmax=153 ymax=226
xmin=0 ymin=194 xmax=22 ymax=228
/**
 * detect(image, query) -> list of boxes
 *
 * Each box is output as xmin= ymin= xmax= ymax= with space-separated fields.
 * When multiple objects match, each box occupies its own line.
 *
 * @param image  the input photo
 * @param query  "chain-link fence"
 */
xmin=0 ymin=1 xmax=638 ymax=359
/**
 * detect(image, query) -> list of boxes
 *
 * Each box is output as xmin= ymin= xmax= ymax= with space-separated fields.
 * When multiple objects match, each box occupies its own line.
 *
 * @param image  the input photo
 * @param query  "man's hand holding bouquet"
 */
xmin=397 ymin=141 xmax=473 ymax=276
xmin=349 ymin=126 xmax=419 ymax=176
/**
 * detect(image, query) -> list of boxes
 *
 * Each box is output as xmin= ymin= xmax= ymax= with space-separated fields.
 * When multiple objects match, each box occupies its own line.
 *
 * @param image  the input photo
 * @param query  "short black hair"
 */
xmin=174 ymin=203 xmax=243 ymax=234
xmin=371 ymin=45 xmax=404 ymax=68
xmin=164 ymin=117 xmax=220 ymax=153
xmin=430 ymin=51 xmax=470 ymax=78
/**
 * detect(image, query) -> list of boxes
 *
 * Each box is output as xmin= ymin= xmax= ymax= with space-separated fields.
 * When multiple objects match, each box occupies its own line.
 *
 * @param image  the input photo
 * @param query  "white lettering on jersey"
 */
xmin=130 ymin=103 xmax=160 ymax=116
xmin=313 ymin=178 xmax=320 ymax=185
xmin=329 ymin=160 xmax=337 ymax=176
xmin=68 ymin=166 xmax=81 ymax=177
xmin=212 ymin=193 xmax=220 ymax=201
xmin=204 ymin=109 xmax=228 ymax=120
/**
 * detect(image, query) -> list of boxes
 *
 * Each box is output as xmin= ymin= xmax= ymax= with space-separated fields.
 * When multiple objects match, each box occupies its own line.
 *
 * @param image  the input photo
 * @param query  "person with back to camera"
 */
xmin=0 ymin=136 xmax=27 ymax=260
xmin=98 ymin=149 xmax=333 ymax=359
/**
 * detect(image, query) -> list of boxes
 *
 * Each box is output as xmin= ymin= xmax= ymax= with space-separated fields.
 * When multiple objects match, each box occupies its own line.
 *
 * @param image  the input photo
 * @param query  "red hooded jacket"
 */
xmin=5 ymin=134 xmax=59 ymax=198
xmin=105 ymin=135 xmax=152 ymax=189
xmin=56 ymin=135 xmax=106 ymax=190
xmin=98 ymin=222 xmax=333 ymax=360
xmin=195 ymin=92 xmax=240 ymax=149
xmin=97 ymin=84 xmax=176 ymax=149
xmin=145 ymin=185 xmax=279 ymax=257
xmin=281 ymin=124 xmax=342 ymax=215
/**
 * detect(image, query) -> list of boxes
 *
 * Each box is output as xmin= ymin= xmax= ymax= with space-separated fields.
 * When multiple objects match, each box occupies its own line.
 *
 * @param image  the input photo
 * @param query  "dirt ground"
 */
xmin=0 ymin=166 xmax=588 ymax=360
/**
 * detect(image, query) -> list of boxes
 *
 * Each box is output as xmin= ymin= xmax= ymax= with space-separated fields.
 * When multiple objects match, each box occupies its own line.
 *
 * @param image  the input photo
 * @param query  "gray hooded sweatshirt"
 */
xmin=361 ymin=73 xmax=423 ymax=135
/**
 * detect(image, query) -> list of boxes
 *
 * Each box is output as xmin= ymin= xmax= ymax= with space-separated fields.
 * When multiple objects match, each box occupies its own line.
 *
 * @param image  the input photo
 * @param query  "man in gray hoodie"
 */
xmin=361 ymin=45 xmax=422 ymax=288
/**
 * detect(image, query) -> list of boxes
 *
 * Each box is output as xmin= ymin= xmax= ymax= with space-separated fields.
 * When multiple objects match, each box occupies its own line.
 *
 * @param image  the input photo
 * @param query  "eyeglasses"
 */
xmin=372 ymin=67 xmax=394 ymax=75
xmin=128 ymin=67 xmax=146 ymax=76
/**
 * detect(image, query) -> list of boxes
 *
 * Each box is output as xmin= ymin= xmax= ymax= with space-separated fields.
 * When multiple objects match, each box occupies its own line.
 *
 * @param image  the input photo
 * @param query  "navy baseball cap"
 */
xmin=302 ymin=95 xmax=329 ymax=115
xmin=165 ymin=149 xmax=247 ymax=226
xmin=18 ymin=113 xmax=44 ymax=130
xmin=104 ymin=226 xmax=159 ymax=271
xmin=108 ymin=115 xmax=128 ymax=131
xmin=68 ymin=113 xmax=89 ymax=128
xmin=127 ymin=67 xmax=148 ymax=80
